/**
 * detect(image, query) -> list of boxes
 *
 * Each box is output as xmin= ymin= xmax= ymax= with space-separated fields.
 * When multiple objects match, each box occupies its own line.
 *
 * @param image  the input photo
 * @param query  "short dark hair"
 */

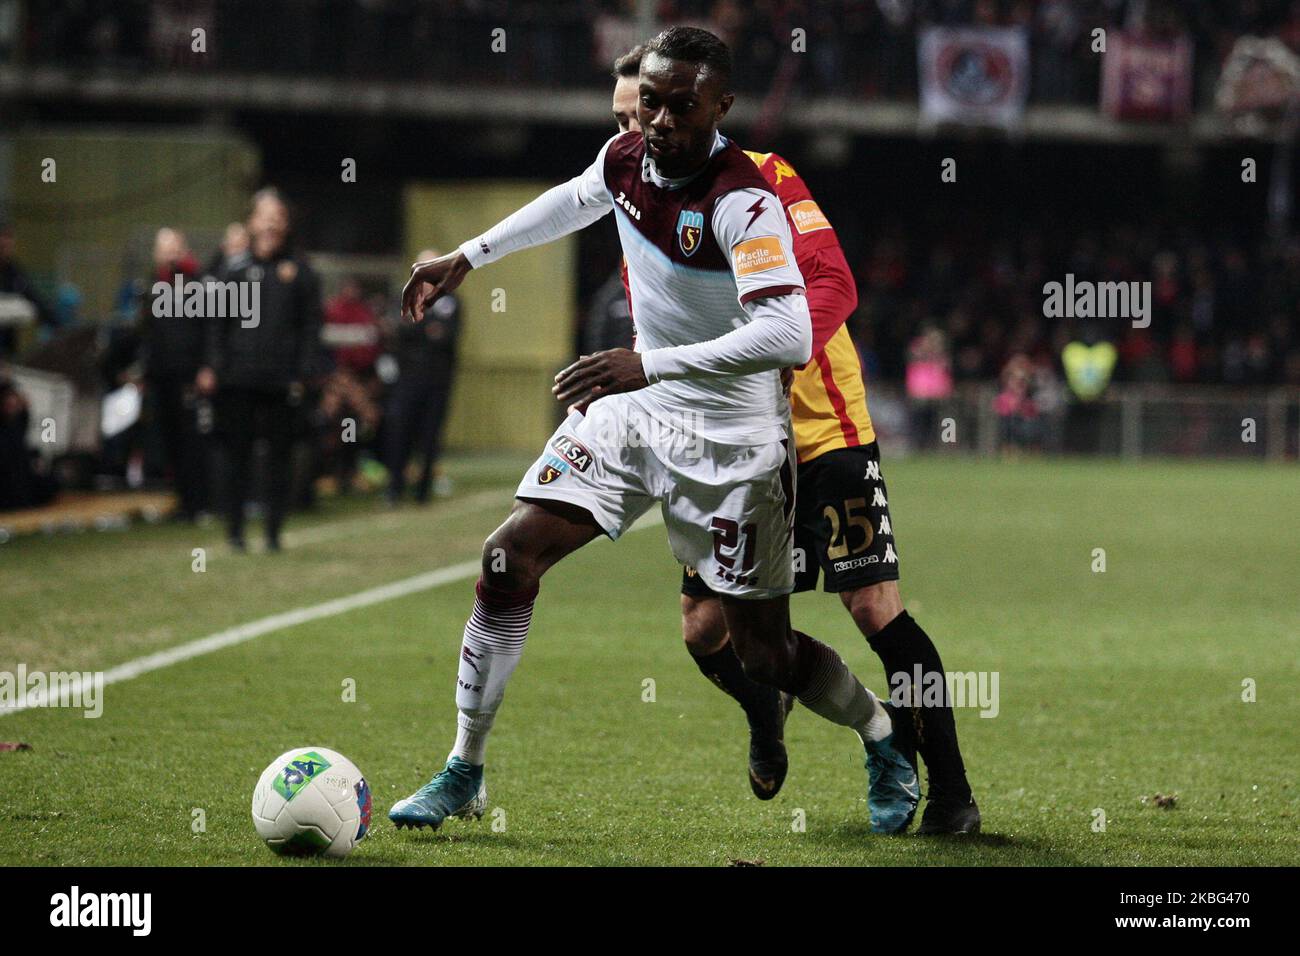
xmin=643 ymin=26 xmax=732 ymax=88
xmin=612 ymin=44 xmax=644 ymax=79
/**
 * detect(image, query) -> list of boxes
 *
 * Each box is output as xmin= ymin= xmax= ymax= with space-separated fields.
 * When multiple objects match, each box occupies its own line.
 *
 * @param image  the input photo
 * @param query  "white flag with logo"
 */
xmin=919 ymin=26 xmax=1029 ymax=128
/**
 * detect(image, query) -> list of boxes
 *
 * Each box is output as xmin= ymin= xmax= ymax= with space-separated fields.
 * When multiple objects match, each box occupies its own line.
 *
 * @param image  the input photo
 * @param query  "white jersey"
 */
xmin=460 ymin=130 xmax=810 ymax=445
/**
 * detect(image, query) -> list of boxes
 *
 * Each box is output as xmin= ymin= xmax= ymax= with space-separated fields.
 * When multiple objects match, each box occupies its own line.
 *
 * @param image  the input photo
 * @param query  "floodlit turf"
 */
xmin=1 ymin=453 xmax=1296 ymax=866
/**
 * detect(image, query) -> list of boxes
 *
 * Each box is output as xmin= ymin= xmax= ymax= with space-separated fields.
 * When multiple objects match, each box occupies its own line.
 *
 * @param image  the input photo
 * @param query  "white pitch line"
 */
xmin=0 ymin=506 xmax=664 ymax=718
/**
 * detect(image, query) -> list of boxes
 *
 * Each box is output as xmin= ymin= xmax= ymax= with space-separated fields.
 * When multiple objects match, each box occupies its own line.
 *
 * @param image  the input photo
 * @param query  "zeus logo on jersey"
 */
xmin=615 ymin=191 xmax=641 ymax=221
xmin=677 ymin=210 xmax=704 ymax=257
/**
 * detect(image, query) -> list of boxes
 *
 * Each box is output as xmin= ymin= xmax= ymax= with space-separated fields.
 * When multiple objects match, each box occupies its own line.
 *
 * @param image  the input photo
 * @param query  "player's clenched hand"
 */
xmin=552 ymin=349 xmax=648 ymax=407
xmin=401 ymin=251 xmax=471 ymax=322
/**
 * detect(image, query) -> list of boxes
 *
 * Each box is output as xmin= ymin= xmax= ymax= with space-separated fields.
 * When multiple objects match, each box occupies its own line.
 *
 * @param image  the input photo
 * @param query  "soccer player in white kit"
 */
xmin=389 ymin=26 xmax=919 ymax=836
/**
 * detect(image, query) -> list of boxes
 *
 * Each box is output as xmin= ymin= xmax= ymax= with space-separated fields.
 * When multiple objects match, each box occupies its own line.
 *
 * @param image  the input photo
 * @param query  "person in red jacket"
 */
xmin=607 ymin=46 xmax=979 ymax=834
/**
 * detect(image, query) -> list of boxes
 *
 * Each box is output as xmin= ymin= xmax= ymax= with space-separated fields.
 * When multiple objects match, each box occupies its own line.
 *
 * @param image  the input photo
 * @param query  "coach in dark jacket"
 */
xmin=141 ymin=228 xmax=208 ymax=520
xmin=385 ymin=247 xmax=461 ymax=504
xmin=198 ymin=188 xmax=322 ymax=551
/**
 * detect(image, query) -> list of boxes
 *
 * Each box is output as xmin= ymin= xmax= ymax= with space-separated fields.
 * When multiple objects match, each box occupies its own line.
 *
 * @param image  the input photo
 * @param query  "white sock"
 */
xmin=795 ymin=635 xmax=893 ymax=745
xmin=448 ymin=581 xmax=535 ymax=766
xmin=858 ymin=688 xmax=893 ymax=745
xmin=450 ymin=711 xmax=494 ymax=766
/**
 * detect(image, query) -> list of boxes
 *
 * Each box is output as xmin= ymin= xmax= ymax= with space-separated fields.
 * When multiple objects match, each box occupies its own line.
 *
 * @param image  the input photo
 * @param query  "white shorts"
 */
xmin=515 ymin=394 xmax=796 ymax=599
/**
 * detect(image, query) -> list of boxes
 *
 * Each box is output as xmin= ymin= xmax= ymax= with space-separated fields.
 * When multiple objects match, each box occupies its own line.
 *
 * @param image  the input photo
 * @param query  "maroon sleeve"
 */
xmin=800 ymin=243 xmax=859 ymax=359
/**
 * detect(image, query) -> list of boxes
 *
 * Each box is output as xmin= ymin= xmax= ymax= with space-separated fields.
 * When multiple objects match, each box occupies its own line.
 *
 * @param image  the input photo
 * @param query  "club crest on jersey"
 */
xmin=677 ymin=209 xmax=704 ymax=257
xmin=550 ymin=435 xmax=593 ymax=472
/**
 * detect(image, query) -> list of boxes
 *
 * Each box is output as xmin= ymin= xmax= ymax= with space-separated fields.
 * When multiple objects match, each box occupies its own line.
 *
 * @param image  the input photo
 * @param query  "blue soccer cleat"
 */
xmin=864 ymin=728 xmax=921 ymax=835
xmin=388 ymin=756 xmax=487 ymax=831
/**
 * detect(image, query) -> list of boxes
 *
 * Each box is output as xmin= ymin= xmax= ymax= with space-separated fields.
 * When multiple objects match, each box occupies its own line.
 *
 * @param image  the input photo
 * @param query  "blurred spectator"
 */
xmin=0 ymin=372 xmax=58 ymax=509
xmin=206 ymin=222 xmax=250 ymax=276
xmin=317 ymin=365 xmax=381 ymax=495
xmin=201 ymin=188 xmax=322 ymax=552
xmin=318 ymin=276 xmax=383 ymax=493
xmin=994 ymin=353 xmax=1043 ymax=452
xmin=905 ymin=326 xmax=952 ymax=447
xmin=582 ymin=270 xmax=635 ymax=354
xmin=0 ymin=222 xmax=54 ymax=360
xmin=323 ymin=277 xmax=381 ymax=376
xmin=1061 ymin=330 xmax=1117 ymax=454
xmin=139 ymin=227 xmax=209 ymax=520
xmin=385 ymin=248 xmax=461 ymax=505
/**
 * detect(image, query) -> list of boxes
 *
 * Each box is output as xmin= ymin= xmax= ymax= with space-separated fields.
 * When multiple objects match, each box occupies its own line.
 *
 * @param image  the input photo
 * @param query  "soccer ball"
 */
xmin=251 ymin=747 xmax=372 ymax=858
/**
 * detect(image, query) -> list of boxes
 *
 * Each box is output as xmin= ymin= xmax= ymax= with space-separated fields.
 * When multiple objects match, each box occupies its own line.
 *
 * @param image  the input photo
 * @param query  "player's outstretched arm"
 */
xmin=403 ymin=135 xmax=622 ymax=322
xmin=402 ymin=250 xmax=471 ymax=322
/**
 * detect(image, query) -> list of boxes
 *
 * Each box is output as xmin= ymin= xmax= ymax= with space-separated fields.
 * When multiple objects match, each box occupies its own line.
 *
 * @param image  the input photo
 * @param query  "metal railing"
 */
xmin=870 ymin=383 xmax=1300 ymax=461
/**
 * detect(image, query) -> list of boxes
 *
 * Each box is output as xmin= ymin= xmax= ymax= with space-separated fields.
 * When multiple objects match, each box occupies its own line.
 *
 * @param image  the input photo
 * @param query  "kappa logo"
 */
xmin=677 ymin=209 xmax=704 ymax=257
xmin=771 ymin=157 xmax=798 ymax=185
xmin=550 ymin=435 xmax=593 ymax=472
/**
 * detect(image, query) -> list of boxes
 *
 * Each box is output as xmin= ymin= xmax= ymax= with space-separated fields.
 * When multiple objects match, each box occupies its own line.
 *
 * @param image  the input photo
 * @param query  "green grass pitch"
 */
xmin=1 ymin=454 xmax=1296 ymax=866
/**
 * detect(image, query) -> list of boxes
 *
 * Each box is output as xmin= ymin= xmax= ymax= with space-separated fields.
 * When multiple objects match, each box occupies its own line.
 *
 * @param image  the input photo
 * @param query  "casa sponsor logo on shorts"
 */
xmin=677 ymin=209 xmax=704 ymax=257
xmin=832 ymin=542 xmax=896 ymax=574
xmin=50 ymin=886 xmax=152 ymax=936
xmin=731 ymin=236 xmax=788 ymax=276
xmin=537 ymin=434 xmax=593 ymax=484
xmin=787 ymin=199 xmax=831 ymax=235
xmin=0 ymin=664 xmax=104 ymax=718
xmin=889 ymin=665 xmax=1000 ymax=719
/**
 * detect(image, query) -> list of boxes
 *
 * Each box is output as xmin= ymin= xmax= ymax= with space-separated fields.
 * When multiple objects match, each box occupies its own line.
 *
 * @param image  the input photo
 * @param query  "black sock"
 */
xmin=867 ymin=610 xmax=972 ymax=803
xmin=692 ymin=643 xmax=783 ymax=735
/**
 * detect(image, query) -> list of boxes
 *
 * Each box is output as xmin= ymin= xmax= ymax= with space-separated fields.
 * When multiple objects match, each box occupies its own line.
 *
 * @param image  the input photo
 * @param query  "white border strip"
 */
xmin=1 ymin=509 xmax=663 ymax=718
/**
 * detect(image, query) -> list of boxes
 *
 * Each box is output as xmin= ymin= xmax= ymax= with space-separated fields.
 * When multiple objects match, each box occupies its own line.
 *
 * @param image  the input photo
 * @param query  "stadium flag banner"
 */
xmin=1101 ymin=32 xmax=1194 ymax=122
xmin=918 ymin=26 xmax=1029 ymax=128
xmin=1214 ymin=35 xmax=1300 ymax=116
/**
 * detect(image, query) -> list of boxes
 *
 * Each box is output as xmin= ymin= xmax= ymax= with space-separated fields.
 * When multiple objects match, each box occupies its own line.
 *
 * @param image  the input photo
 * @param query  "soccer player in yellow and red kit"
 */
xmin=611 ymin=46 xmax=978 ymax=834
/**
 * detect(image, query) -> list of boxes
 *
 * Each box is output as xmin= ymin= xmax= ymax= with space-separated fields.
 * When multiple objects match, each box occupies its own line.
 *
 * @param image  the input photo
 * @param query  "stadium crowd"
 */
xmin=846 ymin=220 xmax=1300 ymax=389
xmin=12 ymin=0 xmax=1300 ymax=106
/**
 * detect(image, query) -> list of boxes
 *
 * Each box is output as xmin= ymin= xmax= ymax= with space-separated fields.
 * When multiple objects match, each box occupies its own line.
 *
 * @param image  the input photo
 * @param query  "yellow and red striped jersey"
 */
xmin=743 ymin=150 xmax=875 ymax=462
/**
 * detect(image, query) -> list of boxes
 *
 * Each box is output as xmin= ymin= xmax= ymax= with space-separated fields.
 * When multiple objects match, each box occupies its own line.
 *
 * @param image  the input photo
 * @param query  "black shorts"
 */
xmin=681 ymin=443 xmax=899 ymax=598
